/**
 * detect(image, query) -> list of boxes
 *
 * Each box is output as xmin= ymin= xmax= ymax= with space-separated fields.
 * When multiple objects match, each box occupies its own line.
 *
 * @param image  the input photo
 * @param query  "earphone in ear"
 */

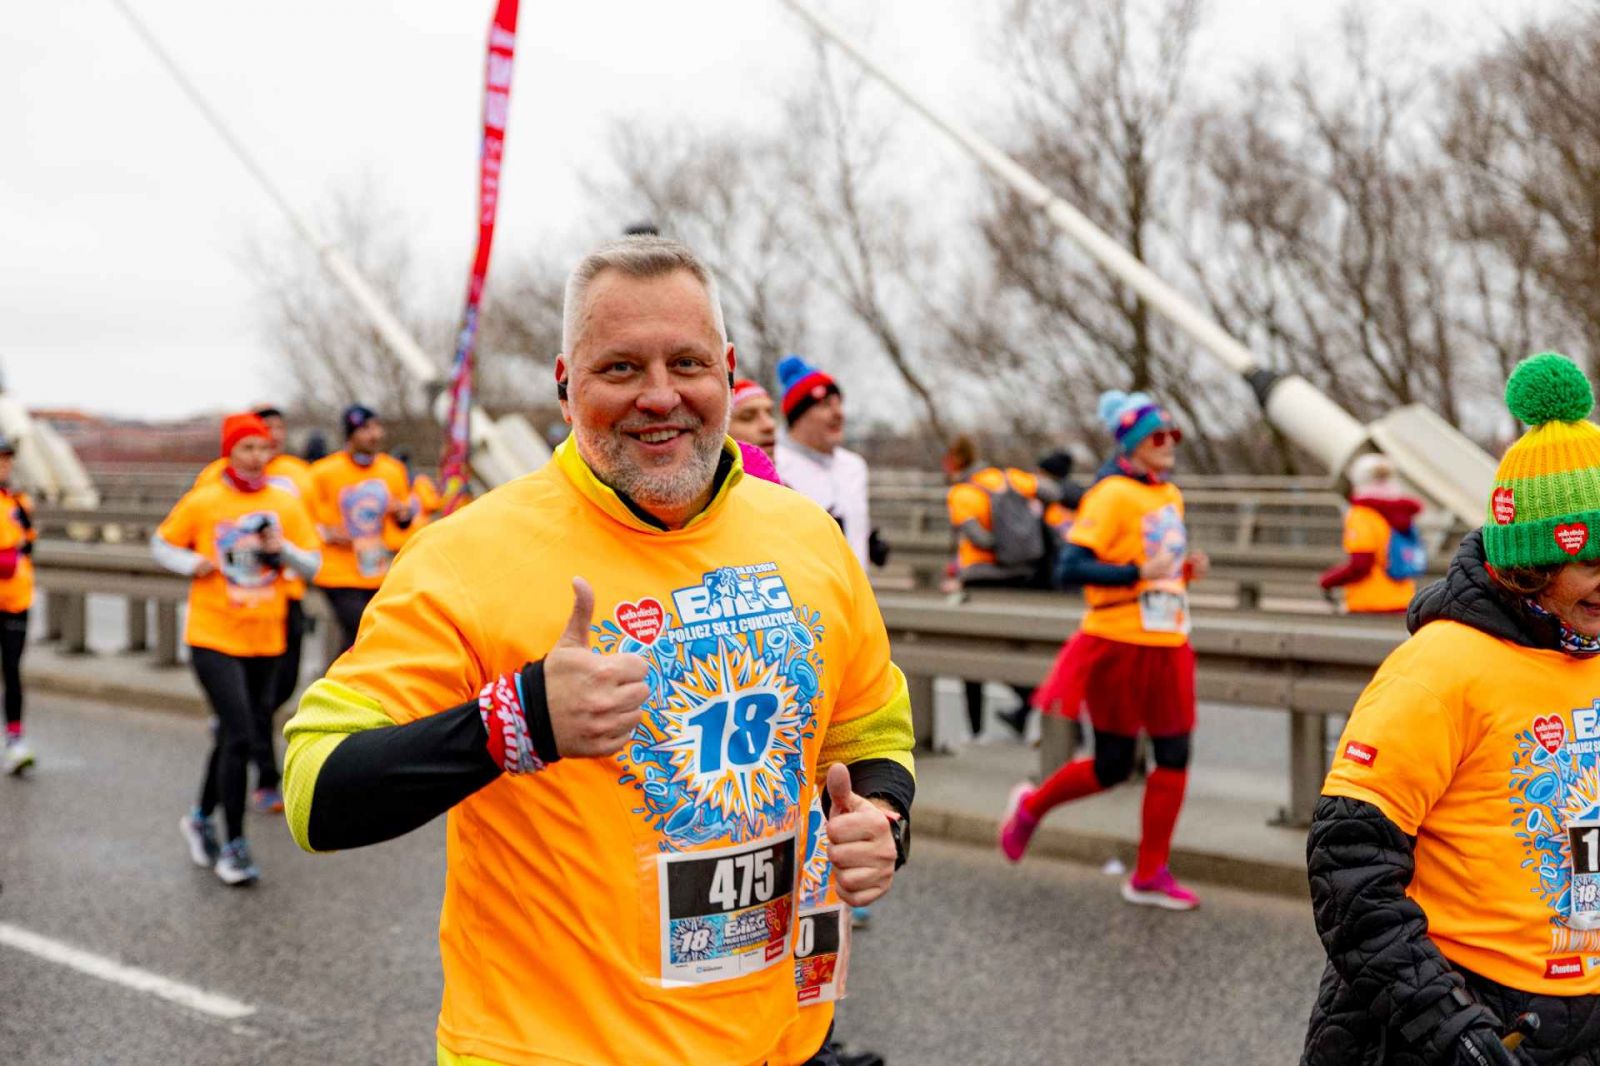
xmin=728 ymin=372 xmax=736 ymax=388
xmin=557 ymin=382 xmax=568 ymax=401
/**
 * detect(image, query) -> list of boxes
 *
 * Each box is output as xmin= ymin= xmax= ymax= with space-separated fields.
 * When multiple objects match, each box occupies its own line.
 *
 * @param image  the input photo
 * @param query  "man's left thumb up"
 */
xmin=825 ymin=762 xmax=859 ymax=813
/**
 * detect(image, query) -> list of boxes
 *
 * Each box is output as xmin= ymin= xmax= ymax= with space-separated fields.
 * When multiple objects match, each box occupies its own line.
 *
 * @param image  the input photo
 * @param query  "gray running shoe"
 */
xmin=214 ymin=838 xmax=259 ymax=887
xmin=180 ymin=811 xmax=220 ymax=868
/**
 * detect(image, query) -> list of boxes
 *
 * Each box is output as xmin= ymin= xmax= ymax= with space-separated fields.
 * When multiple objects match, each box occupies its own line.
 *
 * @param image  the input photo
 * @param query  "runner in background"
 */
xmin=282 ymin=237 xmax=912 ymax=1065
xmin=943 ymin=435 xmax=1057 ymax=741
xmin=999 ymin=390 xmax=1209 ymax=911
xmin=731 ymin=377 xmax=779 ymax=460
xmin=1037 ymin=450 xmax=1084 ymax=576
xmin=1319 ymin=453 xmax=1426 ymax=614
xmin=155 ymin=413 xmax=321 ymax=885
xmin=1304 ymin=353 xmax=1600 ymax=1064
xmin=308 ymin=405 xmax=416 ymax=658
xmin=777 ymin=355 xmax=892 ymax=932
xmin=775 ymin=355 xmax=889 ymax=571
xmin=0 ymin=438 xmax=36 ymax=776
xmin=192 ymin=404 xmax=313 ymax=812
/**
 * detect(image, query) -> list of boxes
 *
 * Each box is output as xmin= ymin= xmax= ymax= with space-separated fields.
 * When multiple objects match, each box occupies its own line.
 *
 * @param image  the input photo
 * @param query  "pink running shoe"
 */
xmin=1121 ymin=866 xmax=1200 ymax=911
xmin=999 ymin=783 xmax=1039 ymax=862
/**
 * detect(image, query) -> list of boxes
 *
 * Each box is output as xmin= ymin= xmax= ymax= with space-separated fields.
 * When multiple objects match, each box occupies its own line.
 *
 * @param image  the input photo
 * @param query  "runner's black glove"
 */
xmin=868 ymin=528 xmax=890 ymax=567
xmin=1452 ymin=1025 xmax=1527 ymax=1066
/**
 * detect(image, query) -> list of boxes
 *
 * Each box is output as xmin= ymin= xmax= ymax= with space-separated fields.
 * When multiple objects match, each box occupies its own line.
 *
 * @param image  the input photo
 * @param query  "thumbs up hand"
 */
xmin=823 ymin=762 xmax=900 ymax=907
xmin=543 ymin=577 xmax=651 ymax=758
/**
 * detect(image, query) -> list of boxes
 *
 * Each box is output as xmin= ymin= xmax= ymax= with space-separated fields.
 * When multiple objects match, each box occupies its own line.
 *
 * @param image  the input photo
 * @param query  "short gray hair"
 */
xmin=560 ymin=235 xmax=728 ymax=353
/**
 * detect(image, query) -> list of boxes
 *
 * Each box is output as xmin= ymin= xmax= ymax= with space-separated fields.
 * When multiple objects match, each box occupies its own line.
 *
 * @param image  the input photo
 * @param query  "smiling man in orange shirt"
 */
xmin=283 ymin=236 xmax=914 ymax=1066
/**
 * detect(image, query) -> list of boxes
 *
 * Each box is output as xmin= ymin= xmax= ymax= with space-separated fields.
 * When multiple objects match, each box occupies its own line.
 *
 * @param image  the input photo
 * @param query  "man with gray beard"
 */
xmin=283 ymin=235 xmax=916 ymax=1066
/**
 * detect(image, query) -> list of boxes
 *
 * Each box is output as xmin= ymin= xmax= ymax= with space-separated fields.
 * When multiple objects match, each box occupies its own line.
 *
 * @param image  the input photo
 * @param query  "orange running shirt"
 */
xmin=311 ymin=439 xmax=909 ymax=1066
xmin=1340 ymin=505 xmax=1415 ymax=614
xmin=1043 ymin=500 xmax=1076 ymax=542
xmin=1067 ymin=474 xmax=1189 ymax=647
xmin=411 ymin=473 xmax=442 ymax=526
xmin=0 ymin=490 xmax=36 ymax=614
xmin=156 ymin=480 xmax=318 ymax=657
xmin=307 ymin=451 xmax=413 ymax=589
xmin=1324 ymin=619 xmax=1600 ymax=994
xmin=196 ymin=455 xmax=315 ymax=599
xmin=946 ymin=467 xmax=1041 ymax=574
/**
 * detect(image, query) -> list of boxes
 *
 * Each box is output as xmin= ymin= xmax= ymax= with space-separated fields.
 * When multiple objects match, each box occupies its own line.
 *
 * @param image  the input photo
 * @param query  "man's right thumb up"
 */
xmin=558 ymin=577 xmax=596 ymax=649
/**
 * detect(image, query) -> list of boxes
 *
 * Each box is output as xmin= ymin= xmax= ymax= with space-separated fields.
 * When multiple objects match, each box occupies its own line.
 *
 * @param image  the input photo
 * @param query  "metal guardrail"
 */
xmin=27 ymin=537 xmax=1401 ymax=829
xmin=30 ymin=540 xmax=338 ymax=668
xmin=878 ymin=590 xmax=1405 ymax=826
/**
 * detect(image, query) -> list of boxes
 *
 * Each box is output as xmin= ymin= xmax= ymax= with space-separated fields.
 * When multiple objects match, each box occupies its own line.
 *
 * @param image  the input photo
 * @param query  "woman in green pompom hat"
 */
xmin=1303 ymin=352 xmax=1600 ymax=1064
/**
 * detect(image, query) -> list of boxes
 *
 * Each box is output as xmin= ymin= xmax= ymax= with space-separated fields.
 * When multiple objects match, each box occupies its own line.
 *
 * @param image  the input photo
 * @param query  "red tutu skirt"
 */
xmin=1032 ymin=632 xmax=1196 ymax=737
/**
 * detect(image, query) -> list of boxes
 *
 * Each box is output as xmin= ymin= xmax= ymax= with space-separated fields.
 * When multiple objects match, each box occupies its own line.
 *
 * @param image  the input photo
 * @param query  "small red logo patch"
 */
xmin=1492 ymin=487 xmax=1516 ymax=525
xmin=1556 ymin=522 xmax=1591 ymax=556
xmin=798 ymin=986 xmax=822 ymax=1002
xmin=615 ymin=599 xmax=664 ymax=645
xmin=766 ymin=940 xmax=786 ymax=962
xmin=1546 ymin=956 xmax=1585 ymax=979
xmin=1342 ymin=741 xmax=1378 ymax=766
xmin=1534 ymin=714 xmax=1567 ymax=754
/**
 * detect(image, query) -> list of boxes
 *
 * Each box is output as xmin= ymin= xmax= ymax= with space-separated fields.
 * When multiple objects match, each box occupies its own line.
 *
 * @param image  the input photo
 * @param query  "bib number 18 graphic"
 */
xmin=688 ymin=691 xmax=780 ymax=773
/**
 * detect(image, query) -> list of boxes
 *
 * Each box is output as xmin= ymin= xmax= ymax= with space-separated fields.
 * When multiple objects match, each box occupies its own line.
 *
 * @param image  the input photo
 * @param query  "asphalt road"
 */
xmin=0 ymin=693 xmax=1327 ymax=1065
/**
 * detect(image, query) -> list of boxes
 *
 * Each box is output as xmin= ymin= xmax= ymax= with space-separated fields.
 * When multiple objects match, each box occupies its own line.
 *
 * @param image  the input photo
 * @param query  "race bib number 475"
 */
xmin=658 ymin=834 xmax=796 ymax=986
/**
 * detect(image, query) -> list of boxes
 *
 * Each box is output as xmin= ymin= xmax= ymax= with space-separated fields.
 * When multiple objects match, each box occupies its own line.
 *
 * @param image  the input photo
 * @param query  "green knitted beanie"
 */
xmin=1484 ymin=352 xmax=1600 ymax=568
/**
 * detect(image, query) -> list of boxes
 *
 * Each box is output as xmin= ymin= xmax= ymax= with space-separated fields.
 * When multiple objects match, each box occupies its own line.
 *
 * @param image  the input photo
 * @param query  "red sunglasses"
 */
xmin=1148 ymin=428 xmax=1183 ymax=447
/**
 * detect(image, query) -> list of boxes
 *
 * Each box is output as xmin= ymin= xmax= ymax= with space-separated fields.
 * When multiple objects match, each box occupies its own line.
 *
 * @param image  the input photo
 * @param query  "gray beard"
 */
xmin=579 ymin=424 xmax=726 ymax=515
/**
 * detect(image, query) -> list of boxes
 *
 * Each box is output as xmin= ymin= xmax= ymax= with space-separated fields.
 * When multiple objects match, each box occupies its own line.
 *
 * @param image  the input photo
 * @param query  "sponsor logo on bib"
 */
xmin=1492 ymin=487 xmax=1516 ymax=525
xmin=1342 ymin=741 xmax=1378 ymax=766
xmin=615 ymin=599 xmax=664 ymax=645
xmin=1556 ymin=522 xmax=1591 ymax=556
xmin=1546 ymin=955 xmax=1585 ymax=979
xmin=1535 ymin=714 xmax=1568 ymax=755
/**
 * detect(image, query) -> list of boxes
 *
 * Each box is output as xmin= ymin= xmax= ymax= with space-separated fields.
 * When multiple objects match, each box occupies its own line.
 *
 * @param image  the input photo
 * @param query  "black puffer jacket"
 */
xmin=1302 ymin=531 xmax=1600 ymax=1065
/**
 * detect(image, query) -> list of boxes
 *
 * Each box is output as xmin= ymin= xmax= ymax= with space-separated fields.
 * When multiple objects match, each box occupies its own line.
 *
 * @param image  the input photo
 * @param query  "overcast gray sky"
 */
xmin=0 ymin=0 xmax=1564 ymax=419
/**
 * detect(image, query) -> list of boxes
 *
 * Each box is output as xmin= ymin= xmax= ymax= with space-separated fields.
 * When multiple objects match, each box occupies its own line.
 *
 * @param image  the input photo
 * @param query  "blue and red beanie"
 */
xmin=775 ymin=354 xmax=841 ymax=426
xmin=1098 ymin=390 xmax=1177 ymax=454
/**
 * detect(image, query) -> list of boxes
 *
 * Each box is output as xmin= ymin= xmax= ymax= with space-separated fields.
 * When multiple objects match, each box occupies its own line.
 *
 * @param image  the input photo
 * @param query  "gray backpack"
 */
xmin=982 ymin=470 xmax=1046 ymax=569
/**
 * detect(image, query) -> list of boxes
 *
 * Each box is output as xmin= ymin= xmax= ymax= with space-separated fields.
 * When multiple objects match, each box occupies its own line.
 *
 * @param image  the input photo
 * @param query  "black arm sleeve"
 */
xmin=845 ymin=758 xmax=915 ymax=823
xmin=1307 ymin=795 xmax=1503 ymax=1056
xmin=1054 ymin=542 xmax=1140 ymax=590
xmin=305 ymin=662 xmax=560 ymax=851
xmin=306 ymin=700 xmax=499 ymax=851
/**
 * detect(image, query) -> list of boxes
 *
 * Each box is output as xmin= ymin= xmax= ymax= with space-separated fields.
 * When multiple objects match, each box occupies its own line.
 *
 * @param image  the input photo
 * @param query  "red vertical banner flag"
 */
xmin=439 ymin=0 xmax=520 ymax=514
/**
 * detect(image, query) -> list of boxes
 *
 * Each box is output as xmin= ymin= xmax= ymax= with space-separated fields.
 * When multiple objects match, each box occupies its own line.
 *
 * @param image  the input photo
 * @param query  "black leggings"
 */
xmin=249 ymin=599 xmax=305 ymax=789
xmin=322 ymin=587 xmax=376 ymax=658
xmin=192 ymin=647 xmax=279 ymax=842
xmin=1 ymin=609 xmax=24 ymax=728
xmin=1091 ymin=730 xmax=1191 ymax=787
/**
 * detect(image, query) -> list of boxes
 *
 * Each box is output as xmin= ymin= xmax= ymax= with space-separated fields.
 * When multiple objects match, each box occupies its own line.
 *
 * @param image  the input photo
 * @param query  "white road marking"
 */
xmin=0 ymin=921 xmax=257 ymax=1020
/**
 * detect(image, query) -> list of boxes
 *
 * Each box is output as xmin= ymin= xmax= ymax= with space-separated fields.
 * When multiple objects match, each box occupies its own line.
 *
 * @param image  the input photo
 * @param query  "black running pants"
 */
xmin=249 ymin=598 xmax=305 ymax=789
xmin=0 ymin=609 xmax=24 ymax=729
xmin=321 ymin=586 xmax=376 ymax=658
xmin=193 ymin=647 xmax=279 ymax=842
